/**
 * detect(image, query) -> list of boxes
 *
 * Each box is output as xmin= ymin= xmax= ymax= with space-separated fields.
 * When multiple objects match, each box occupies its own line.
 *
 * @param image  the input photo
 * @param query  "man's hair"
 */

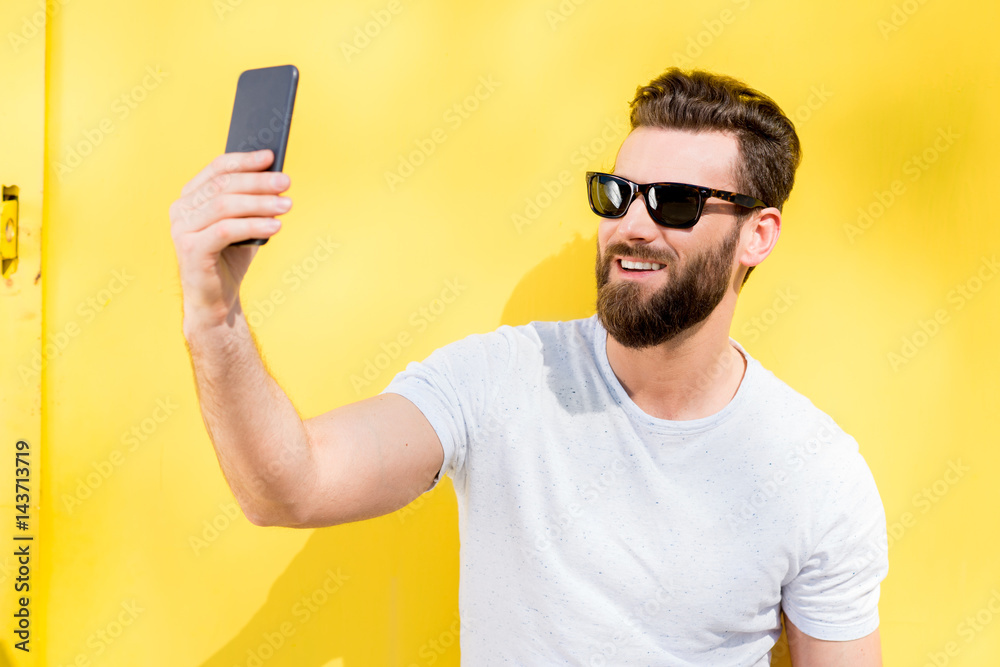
xmin=628 ymin=68 xmax=801 ymax=285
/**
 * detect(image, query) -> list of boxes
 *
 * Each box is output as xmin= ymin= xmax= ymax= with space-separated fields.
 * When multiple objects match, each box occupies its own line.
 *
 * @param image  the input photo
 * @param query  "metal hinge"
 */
xmin=1 ymin=185 xmax=18 ymax=278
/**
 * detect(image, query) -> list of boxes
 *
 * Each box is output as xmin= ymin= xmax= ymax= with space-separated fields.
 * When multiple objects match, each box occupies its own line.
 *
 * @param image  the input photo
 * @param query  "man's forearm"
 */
xmin=183 ymin=301 xmax=316 ymax=526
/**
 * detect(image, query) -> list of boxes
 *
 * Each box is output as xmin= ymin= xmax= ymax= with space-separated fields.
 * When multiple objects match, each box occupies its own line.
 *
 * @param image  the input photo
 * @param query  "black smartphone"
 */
xmin=225 ymin=64 xmax=298 ymax=246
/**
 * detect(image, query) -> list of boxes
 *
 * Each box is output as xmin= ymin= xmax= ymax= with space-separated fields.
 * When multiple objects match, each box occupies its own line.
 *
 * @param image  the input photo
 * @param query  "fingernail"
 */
xmin=272 ymin=173 xmax=289 ymax=188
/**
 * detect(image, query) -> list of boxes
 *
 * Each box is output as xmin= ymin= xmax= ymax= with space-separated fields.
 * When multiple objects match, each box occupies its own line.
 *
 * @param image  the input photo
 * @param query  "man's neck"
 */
xmin=604 ymin=309 xmax=747 ymax=421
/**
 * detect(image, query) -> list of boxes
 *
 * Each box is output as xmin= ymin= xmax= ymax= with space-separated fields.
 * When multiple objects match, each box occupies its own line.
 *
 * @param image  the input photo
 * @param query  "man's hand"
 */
xmin=169 ymin=148 xmax=291 ymax=335
xmin=784 ymin=613 xmax=882 ymax=666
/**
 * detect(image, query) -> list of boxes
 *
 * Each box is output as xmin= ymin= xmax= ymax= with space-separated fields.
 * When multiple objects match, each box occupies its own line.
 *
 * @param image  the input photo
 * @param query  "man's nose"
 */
xmin=614 ymin=194 xmax=661 ymax=243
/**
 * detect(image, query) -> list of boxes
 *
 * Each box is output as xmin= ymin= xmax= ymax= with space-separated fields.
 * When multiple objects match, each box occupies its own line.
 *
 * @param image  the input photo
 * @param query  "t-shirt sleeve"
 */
xmin=378 ymin=327 xmax=513 ymax=492
xmin=781 ymin=441 xmax=889 ymax=641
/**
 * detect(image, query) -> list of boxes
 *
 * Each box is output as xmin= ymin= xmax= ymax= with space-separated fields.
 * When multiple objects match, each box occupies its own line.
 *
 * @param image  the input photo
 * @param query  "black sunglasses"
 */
xmin=586 ymin=171 xmax=772 ymax=229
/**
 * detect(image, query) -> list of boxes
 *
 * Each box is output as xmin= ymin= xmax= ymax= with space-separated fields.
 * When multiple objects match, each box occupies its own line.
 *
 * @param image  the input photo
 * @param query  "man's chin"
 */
xmin=602 ymin=321 xmax=681 ymax=350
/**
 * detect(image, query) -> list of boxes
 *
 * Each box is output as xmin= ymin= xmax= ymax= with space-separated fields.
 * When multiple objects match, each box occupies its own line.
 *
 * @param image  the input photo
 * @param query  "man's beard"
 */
xmin=595 ymin=226 xmax=741 ymax=349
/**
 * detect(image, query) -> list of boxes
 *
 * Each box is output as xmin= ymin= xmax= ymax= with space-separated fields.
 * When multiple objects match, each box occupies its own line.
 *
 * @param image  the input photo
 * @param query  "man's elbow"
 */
xmin=244 ymin=507 xmax=279 ymax=527
xmin=237 ymin=497 xmax=316 ymax=528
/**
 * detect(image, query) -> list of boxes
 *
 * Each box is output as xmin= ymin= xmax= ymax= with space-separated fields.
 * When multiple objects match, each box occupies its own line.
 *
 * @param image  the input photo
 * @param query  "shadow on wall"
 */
xmin=498 ymin=232 xmax=599 ymax=326
xmin=198 ymin=231 xmax=793 ymax=666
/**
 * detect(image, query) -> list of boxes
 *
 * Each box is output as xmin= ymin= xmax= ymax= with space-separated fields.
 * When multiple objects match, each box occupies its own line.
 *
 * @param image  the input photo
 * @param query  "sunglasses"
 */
xmin=586 ymin=171 xmax=772 ymax=229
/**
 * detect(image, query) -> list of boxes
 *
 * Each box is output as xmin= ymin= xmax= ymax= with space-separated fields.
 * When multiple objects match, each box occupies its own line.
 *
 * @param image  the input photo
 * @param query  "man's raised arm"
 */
xmin=170 ymin=150 xmax=443 ymax=528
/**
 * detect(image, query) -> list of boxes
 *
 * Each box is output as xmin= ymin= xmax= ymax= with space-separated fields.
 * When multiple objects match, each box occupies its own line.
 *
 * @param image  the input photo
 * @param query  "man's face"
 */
xmin=595 ymin=127 xmax=747 ymax=349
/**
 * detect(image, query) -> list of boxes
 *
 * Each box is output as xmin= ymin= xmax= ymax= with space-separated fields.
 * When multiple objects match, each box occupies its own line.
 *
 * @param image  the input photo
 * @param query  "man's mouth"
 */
xmin=618 ymin=259 xmax=665 ymax=272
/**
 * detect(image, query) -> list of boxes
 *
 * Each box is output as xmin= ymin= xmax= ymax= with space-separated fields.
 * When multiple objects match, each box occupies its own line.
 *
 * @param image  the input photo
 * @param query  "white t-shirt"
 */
xmin=380 ymin=315 xmax=888 ymax=666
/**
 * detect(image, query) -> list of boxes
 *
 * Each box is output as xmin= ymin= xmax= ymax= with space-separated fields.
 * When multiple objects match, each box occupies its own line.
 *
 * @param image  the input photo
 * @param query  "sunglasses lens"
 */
xmin=589 ymin=174 xmax=630 ymax=217
xmin=647 ymin=185 xmax=700 ymax=227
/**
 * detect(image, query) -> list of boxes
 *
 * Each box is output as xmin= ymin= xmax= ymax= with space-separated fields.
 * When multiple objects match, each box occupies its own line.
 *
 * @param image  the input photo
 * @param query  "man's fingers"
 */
xmin=180 ymin=149 xmax=275 ymax=197
xmin=191 ymin=216 xmax=283 ymax=256
xmin=192 ymin=171 xmax=290 ymax=198
xmin=172 ymin=193 xmax=292 ymax=234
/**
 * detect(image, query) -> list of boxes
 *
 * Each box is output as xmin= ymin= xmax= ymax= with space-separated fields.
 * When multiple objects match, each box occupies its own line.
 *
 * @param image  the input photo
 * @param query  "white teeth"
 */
xmin=621 ymin=260 xmax=664 ymax=271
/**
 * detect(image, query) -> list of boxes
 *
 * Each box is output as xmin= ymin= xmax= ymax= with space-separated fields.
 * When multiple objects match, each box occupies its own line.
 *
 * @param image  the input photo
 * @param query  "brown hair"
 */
xmin=629 ymin=68 xmax=801 ymax=285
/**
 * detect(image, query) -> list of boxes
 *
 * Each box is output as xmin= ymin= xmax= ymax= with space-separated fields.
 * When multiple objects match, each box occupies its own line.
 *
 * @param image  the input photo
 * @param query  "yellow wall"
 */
xmin=1 ymin=0 xmax=998 ymax=664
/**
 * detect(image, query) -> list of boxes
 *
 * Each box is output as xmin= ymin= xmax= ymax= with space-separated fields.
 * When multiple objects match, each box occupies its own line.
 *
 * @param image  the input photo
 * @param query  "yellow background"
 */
xmin=1 ymin=0 xmax=999 ymax=664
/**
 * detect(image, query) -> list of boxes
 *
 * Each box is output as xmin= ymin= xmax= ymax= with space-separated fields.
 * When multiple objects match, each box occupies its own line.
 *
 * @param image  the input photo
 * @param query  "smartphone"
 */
xmin=225 ymin=64 xmax=298 ymax=246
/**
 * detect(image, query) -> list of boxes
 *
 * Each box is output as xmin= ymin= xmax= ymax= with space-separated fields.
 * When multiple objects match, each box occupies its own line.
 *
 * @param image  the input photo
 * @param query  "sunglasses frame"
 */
xmin=586 ymin=171 xmax=772 ymax=229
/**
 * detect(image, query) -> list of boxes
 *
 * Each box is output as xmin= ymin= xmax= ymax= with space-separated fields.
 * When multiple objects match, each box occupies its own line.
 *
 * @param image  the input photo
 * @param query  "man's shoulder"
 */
xmin=499 ymin=315 xmax=598 ymax=337
xmin=455 ymin=315 xmax=598 ymax=354
xmin=423 ymin=316 xmax=597 ymax=369
xmin=736 ymin=344 xmax=861 ymax=460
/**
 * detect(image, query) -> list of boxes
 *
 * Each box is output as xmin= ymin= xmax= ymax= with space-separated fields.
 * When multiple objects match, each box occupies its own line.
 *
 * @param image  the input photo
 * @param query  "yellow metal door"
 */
xmin=1 ymin=0 xmax=45 ymax=664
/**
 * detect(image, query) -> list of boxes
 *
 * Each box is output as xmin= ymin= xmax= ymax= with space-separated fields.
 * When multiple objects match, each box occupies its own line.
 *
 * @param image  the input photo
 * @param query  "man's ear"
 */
xmin=739 ymin=207 xmax=782 ymax=271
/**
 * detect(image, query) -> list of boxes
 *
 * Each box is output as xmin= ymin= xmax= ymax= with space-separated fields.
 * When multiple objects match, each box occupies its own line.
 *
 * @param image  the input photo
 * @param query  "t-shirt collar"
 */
xmin=590 ymin=314 xmax=756 ymax=434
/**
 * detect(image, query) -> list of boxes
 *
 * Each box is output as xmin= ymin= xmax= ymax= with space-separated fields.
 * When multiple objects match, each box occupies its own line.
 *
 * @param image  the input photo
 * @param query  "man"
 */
xmin=170 ymin=67 xmax=888 ymax=665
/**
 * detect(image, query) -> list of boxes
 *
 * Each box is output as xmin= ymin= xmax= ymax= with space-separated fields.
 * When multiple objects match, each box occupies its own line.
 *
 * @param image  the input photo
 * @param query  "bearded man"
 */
xmin=172 ymin=67 xmax=889 ymax=666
